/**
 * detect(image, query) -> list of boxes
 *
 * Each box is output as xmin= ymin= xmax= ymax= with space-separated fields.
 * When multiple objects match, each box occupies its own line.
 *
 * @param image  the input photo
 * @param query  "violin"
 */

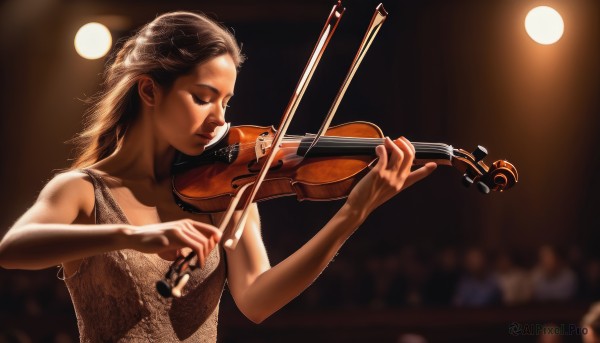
xmin=156 ymin=121 xmax=518 ymax=298
xmin=171 ymin=121 xmax=518 ymax=213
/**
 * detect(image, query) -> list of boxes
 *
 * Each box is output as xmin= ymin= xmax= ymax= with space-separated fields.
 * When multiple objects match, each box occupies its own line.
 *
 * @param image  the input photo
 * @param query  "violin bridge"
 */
xmin=255 ymin=132 xmax=272 ymax=161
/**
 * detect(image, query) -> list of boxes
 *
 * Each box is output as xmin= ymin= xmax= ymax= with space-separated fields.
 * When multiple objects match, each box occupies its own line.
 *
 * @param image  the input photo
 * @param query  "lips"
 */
xmin=195 ymin=133 xmax=215 ymax=145
xmin=197 ymin=133 xmax=215 ymax=140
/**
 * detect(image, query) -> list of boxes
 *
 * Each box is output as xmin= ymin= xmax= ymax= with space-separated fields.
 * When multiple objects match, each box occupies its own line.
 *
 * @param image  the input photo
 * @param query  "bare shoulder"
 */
xmin=6 ymin=169 xmax=97 ymax=230
xmin=40 ymin=170 xmax=93 ymax=200
xmin=33 ymin=170 xmax=96 ymax=221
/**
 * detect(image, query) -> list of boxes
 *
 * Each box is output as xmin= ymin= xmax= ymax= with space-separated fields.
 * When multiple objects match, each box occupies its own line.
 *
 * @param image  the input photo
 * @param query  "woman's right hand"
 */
xmin=126 ymin=219 xmax=221 ymax=267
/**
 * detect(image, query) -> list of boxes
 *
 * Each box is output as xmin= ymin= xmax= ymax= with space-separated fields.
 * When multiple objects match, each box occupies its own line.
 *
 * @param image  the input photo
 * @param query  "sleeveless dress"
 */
xmin=63 ymin=169 xmax=227 ymax=342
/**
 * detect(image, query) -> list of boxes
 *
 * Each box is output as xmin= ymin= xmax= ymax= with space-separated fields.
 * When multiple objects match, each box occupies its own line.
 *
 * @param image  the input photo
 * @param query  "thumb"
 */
xmin=158 ymin=249 xmax=180 ymax=261
xmin=403 ymin=162 xmax=438 ymax=189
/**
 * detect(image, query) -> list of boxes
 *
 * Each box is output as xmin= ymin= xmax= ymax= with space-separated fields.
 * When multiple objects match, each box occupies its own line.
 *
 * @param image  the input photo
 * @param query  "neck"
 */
xmin=92 ymin=112 xmax=175 ymax=182
xmin=296 ymin=136 xmax=454 ymax=165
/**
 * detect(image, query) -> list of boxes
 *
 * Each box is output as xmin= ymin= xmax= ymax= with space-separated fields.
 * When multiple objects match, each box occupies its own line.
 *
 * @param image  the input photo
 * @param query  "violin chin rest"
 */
xmin=205 ymin=122 xmax=230 ymax=150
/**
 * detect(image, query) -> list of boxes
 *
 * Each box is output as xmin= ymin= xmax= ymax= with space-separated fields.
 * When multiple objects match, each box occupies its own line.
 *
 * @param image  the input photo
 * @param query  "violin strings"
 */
xmin=223 ymin=144 xmax=451 ymax=154
xmin=230 ymin=138 xmax=452 ymax=150
xmin=215 ymin=136 xmax=452 ymax=156
xmin=220 ymin=143 xmax=451 ymax=156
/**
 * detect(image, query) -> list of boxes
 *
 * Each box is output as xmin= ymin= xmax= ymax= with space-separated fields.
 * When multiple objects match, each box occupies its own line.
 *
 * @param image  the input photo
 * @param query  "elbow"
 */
xmin=251 ymin=318 xmax=265 ymax=325
xmin=0 ymin=243 xmax=10 ymax=269
xmin=233 ymin=283 xmax=280 ymax=324
xmin=0 ymin=255 xmax=46 ymax=270
xmin=0 ymin=233 xmax=17 ymax=269
xmin=0 ymin=248 xmax=20 ymax=270
xmin=0 ymin=250 xmax=15 ymax=270
xmin=0 ymin=260 xmax=18 ymax=270
xmin=237 ymin=301 xmax=272 ymax=324
xmin=0 ymin=230 xmax=43 ymax=270
xmin=245 ymin=311 xmax=269 ymax=324
xmin=0 ymin=241 xmax=36 ymax=270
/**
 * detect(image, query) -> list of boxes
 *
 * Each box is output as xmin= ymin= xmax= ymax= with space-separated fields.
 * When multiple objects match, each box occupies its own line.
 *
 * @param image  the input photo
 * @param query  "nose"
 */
xmin=208 ymin=105 xmax=226 ymax=128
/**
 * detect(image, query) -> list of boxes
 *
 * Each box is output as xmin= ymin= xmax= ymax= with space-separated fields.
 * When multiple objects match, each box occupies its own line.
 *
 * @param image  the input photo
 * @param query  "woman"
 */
xmin=0 ymin=11 xmax=436 ymax=341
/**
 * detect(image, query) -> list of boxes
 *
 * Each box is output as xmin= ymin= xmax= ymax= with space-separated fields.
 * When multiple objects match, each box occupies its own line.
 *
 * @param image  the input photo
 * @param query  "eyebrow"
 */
xmin=195 ymin=83 xmax=234 ymax=97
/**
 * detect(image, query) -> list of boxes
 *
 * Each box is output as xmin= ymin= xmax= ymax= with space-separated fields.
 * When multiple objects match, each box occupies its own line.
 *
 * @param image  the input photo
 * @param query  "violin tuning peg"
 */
xmin=462 ymin=174 xmax=474 ymax=188
xmin=472 ymin=145 xmax=488 ymax=162
xmin=476 ymin=181 xmax=490 ymax=195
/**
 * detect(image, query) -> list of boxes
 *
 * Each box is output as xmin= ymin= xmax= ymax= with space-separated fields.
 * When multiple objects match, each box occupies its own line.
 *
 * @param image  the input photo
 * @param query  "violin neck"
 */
xmin=297 ymin=136 xmax=454 ymax=166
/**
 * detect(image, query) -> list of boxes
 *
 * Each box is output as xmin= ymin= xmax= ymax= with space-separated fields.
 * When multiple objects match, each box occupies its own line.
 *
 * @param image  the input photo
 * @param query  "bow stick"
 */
xmin=157 ymin=1 xmax=346 ymax=298
xmin=220 ymin=1 xmax=346 ymax=250
xmin=304 ymin=3 xmax=388 ymax=157
xmin=160 ymin=2 xmax=392 ymax=298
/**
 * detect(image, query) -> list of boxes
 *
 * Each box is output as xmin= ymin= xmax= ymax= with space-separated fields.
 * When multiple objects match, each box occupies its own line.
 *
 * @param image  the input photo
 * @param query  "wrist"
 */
xmin=340 ymin=201 xmax=370 ymax=227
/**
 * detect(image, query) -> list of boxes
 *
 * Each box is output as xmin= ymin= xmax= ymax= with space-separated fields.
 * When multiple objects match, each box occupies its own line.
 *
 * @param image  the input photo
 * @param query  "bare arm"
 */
xmin=226 ymin=137 xmax=437 ymax=323
xmin=0 ymin=171 xmax=221 ymax=270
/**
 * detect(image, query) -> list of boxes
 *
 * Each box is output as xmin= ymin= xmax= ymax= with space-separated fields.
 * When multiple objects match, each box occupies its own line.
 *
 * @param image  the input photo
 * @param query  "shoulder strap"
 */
xmin=79 ymin=169 xmax=129 ymax=225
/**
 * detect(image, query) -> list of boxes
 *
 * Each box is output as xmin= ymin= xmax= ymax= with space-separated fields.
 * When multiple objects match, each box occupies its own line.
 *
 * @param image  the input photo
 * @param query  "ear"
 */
xmin=138 ymin=76 xmax=159 ymax=107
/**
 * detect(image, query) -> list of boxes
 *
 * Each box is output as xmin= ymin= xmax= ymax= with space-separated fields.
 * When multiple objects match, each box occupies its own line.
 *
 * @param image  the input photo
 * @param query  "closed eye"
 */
xmin=192 ymin=95 xmax=209 ymax=105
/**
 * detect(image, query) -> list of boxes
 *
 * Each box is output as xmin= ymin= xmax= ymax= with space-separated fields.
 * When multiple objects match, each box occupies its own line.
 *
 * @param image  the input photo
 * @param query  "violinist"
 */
xmin=0 ymin=11 xmax=436 ymax=341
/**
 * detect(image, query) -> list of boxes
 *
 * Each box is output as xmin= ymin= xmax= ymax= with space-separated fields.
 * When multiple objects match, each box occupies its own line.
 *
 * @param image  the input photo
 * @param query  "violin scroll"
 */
xmin=482 ymin=160 xmax=518 ymax=192
xmin=451 ymin=146 xmax=518 ymax=194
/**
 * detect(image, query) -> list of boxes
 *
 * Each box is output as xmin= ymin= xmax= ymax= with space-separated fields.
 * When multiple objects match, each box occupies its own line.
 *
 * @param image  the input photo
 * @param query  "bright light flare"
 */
xmin=74 ymin=22 xmax=112 ymax=59
xmin=525 ymin=6 xmax=564 ymax=45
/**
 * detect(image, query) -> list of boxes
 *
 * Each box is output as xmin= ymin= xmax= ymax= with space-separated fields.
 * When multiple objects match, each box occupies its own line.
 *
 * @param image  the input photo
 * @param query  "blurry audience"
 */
xmin=389 ymin=246 xmax=429 ymax=307
xmin=293 ymin=243 xmax=591 ymax=309
xmin=363 ymin=252 xmax=401 ymax=309
xmin=531 ymin=245 xmax=578 ymax=302
xmin=494 ymin=251 xmax=532 ymax=305
xmin=3 ymin=244 xmax=595 ymax=315
xmin=424 ymin=247 xmax=460 ymax=305
xmin=453 ymin=247 xmax=502 ymax=307
xmin=3 ymin=242 xmax=600 ymax=341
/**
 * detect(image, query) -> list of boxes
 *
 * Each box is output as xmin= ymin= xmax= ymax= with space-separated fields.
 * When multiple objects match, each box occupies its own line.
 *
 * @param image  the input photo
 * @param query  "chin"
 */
xmin=184 ymin=146 xmax=207 ymax=156
xmin=174 ymin=143 xmax=207 ymax=157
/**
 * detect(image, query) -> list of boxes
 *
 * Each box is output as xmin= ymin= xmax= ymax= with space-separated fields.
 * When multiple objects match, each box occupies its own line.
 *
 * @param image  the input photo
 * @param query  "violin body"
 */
xmin=173 ymin=122 xmax=385 ymax=213
xmin=172 ymin=122 xmax=518 ymax=213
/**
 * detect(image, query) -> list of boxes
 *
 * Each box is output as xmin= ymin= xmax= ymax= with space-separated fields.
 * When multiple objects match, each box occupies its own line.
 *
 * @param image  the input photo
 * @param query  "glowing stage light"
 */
xmin=74 ymin=22 xmax=112 ymax=59
xmin=525 ymin=6 xmax=564 ymax=45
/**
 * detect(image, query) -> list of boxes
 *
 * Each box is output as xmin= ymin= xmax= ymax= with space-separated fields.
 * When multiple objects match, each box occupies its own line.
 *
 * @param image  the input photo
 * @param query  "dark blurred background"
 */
xmin=1 ymin=0 xmax=599 ymax=342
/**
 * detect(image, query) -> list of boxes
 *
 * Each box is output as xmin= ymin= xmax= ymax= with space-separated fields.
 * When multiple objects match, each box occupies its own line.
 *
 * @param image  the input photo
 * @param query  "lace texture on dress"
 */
xmin=63 ymin=169 xmax=226 ymax=342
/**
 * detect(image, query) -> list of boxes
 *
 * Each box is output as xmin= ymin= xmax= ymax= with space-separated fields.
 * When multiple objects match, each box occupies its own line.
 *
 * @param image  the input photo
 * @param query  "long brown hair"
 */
xmin=70 ymin=11 xmax=244 ymax=168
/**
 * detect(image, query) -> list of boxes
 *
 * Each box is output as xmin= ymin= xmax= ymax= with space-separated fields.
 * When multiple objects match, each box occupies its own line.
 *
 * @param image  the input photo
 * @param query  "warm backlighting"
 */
xmin=74 ymin=22 xmax=112 ymax=59
xmin=525 ymin=6 xmax=564 ymax=45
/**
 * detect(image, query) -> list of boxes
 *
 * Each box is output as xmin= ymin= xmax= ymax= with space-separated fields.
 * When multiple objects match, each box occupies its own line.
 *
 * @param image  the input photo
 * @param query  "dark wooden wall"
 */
xmin=0 ymin=0 xmax=599 ymax=341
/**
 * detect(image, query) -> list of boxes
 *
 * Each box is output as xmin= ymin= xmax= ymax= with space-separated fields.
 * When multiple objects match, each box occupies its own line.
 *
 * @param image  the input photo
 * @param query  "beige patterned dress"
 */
xmin=63 ymin=169 xmax=226 ymax=342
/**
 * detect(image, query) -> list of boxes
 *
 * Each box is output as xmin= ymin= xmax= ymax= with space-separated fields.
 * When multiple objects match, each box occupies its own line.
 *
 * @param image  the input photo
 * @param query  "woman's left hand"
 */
xmin=345 ymin=136 xmax=437 ymax=218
